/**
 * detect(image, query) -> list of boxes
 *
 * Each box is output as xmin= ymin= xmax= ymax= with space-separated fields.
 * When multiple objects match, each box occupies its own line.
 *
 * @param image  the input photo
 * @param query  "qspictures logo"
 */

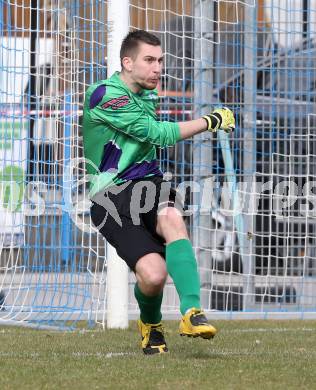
xmin=3 ymin=157 xmax=316 ymax=234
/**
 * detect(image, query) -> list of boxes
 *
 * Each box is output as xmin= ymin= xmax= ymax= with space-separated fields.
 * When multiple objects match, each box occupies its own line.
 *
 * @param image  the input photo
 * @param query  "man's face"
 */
xmin=124 ymin=42 xmax=163 ymax=90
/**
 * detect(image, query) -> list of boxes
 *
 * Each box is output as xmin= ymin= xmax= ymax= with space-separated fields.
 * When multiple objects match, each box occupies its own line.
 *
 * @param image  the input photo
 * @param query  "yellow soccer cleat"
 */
xmin=138 ymin=320 xmax=168 ymax=355
xmin=179 ymin=308 xmax=217 ymax=339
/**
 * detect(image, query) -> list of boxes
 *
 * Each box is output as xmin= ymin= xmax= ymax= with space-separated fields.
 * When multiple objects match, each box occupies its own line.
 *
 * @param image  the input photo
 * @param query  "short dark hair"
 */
xmin=120 ymin=30 xmax=161 ymax=66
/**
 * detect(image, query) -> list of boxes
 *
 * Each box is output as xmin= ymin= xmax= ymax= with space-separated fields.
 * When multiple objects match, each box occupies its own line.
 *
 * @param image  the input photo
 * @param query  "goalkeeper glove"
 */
xmin=203 ymin=107 xmax=235 ymax=133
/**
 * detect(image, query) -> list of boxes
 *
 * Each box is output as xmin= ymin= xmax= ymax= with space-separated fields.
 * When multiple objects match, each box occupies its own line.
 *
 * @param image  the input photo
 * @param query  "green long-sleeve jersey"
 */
xmin=83 ymin=72 xmax=181 ymax=198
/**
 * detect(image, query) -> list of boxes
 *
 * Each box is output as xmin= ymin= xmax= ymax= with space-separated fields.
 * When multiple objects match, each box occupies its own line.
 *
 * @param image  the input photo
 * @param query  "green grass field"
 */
xmin=0 ymin=320 xmax=315 ymax=390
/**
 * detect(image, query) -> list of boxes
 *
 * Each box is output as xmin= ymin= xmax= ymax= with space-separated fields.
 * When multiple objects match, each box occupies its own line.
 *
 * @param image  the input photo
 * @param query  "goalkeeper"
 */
xmin=83 ymin=30 xmax=235 ymax=355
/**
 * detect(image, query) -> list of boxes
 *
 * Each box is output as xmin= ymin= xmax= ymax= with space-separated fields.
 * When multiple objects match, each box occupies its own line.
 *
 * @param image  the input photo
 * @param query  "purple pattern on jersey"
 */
xmin=118 ymin=160 xmax=162 ymax=181
xmin=99 ymin=141 xmax=122 ymax=172
xmin=89 ymin=84 xmax=106 ymax=109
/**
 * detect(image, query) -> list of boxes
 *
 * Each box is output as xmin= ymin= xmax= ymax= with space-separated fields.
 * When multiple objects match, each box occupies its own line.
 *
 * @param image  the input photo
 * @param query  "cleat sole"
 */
xmin=143 ymin=347 xmax=168 ymax=355
xmin=180 ymin=332 xmax=216 ymax=339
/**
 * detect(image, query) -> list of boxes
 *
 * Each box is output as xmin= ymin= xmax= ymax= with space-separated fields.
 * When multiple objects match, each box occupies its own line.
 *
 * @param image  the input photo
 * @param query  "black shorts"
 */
xmin=90 ymin=176 xmax=184 ymax=271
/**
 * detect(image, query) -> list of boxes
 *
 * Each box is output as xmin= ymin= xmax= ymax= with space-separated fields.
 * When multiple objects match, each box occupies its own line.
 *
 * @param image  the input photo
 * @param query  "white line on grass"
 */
xmin=0 ymin=351 xmax=137 ymax=359
xmin=222 ymin=328 xmax=316 ymax=333
xmin=207 ymin=350 xmax=316 ymax=357
xmin=72 ymin=351 xmax=137 ymax=358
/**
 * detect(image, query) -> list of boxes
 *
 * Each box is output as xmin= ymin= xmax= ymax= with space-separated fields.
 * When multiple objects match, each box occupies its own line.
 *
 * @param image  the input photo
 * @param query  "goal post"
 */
xmin=106 ymin=0 xmax=129 ymax=330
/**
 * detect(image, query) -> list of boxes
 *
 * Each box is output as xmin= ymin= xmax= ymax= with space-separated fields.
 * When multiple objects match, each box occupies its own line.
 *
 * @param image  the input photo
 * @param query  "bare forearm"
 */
xmin=178 ymin=118 xmax=207 ymax=140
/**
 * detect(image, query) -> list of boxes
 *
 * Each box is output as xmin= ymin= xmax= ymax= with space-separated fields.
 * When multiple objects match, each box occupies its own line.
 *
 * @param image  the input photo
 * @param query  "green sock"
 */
xmin=134 ymin=283 xmax=163 ymax=324
xmin=166 ymin=239 xmax=201 ymax=315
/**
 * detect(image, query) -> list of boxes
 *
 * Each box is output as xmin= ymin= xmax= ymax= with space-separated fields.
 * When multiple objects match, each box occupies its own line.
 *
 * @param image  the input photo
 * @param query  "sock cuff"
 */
xmin=134 ymin=283 xmax=163 ymax=303
xmin=166 ymin=239 xmax=195 ymax=258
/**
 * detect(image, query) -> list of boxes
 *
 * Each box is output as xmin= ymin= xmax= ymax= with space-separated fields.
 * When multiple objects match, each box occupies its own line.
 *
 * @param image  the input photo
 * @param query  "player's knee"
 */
xmin=157 ymin=207 xmax=186 ymax=236
xmin=136 ymin=255 xmax=167 ymax=293
xmin=138 ymin=270 xmax=166 ymax=295
xmin=145 ymin=271 xmax=167 ymax=290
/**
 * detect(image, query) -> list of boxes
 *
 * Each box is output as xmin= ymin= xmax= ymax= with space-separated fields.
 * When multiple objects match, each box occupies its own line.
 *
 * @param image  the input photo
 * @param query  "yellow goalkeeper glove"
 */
xmin=202 ymin=107 xmax=235 ymax=133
